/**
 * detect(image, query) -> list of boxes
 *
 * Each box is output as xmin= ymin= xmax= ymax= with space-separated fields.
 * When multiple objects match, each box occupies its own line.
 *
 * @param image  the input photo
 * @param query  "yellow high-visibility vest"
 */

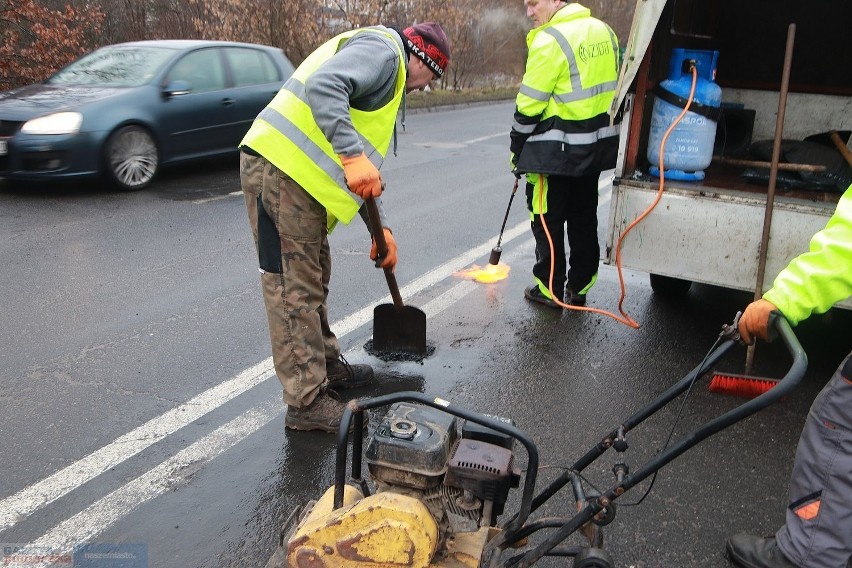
xmin=513 ymin=3 xmax=620 ymax=180
xmin=516 ymin=4 xmax=618 ymax=124
xmin=241 ymin=27 xmax=405 ymax=231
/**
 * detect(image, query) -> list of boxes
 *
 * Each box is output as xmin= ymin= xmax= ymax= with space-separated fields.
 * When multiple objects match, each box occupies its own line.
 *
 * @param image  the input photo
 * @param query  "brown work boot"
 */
xmin=285 ymin=391 xmax=347 ymax=433
xmin=326 ymin=355 xmax=374 ymax=390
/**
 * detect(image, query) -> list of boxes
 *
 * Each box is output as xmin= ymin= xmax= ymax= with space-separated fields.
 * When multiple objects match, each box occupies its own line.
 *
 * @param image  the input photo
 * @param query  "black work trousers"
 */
xmin=526 ymin=173 xmax=600 ymax=299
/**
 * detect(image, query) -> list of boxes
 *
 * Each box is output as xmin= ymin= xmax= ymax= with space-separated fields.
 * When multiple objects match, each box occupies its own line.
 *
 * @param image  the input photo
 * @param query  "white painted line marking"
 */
xmin=419 ymin=243 xmax=530 ymax=319
xmin=7 ymin=196 xmax=614 ymax=547
xmin=0 ymin=359 xmax=273 ymax=532
xmin=0 ymin=220 xmax=530 ymax=533
xmin=332 ymin=220 xmax=528 ymax=337
xmin=15 ymin=402 xmax=279 ymax=560
xmin=463 ymin=131 xmax=510 ymax=145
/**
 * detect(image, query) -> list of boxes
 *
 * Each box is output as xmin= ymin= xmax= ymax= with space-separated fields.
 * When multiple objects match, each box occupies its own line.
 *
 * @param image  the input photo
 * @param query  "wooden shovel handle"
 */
xmin=830 ymin=131 xmax=852 ymax=168
xmin=365 ymin=198 xmax=405 ymax=312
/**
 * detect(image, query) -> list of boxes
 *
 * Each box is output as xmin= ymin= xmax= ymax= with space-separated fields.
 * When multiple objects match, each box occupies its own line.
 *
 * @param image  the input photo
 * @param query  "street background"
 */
xmin=1 ymin=101 xmax=849 ymax=567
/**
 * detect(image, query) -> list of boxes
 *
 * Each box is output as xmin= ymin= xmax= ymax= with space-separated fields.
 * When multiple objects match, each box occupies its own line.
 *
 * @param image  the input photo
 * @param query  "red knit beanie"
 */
xmin=402 ymin=23 xmax=451 ymax=78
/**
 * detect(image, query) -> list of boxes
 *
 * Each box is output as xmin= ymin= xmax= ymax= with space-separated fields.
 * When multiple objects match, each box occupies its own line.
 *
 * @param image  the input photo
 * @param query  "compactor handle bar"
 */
xmin=492 ymin=315 xmax=807 ymax=567
xmin=334 ymin=392 xmax=540 ymax=536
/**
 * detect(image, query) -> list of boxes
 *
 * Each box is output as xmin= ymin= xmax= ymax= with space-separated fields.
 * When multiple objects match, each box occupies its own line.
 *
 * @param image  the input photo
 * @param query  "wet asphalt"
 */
xmin=1 ymin=100 xmax=849 ymax=567
xmin=179 ymin=255 xmax=849 ymax=568
xmin=308 ymin=258 xmax=849 ymax=568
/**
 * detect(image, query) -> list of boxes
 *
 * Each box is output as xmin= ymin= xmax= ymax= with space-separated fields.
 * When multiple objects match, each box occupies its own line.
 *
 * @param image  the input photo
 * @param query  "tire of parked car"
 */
xmin=104 ymin=125 xmax=160 ymax=191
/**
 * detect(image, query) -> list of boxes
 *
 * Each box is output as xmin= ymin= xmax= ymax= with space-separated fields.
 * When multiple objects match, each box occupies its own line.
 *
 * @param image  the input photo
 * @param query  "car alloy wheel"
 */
xmin=105 ymin=125 xmax=159 ymax=190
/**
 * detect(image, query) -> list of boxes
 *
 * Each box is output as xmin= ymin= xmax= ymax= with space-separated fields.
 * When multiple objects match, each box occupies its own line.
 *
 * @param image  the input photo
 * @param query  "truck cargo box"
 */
xmin=604 ymin=0 xmax=851 ymax=310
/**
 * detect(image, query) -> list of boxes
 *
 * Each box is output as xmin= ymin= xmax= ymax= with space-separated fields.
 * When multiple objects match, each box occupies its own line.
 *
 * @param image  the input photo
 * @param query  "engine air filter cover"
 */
xmin=366 ymin=402 xmax=458 ymax=490
xmin=446 ymin=438 xmax=519 ymax=521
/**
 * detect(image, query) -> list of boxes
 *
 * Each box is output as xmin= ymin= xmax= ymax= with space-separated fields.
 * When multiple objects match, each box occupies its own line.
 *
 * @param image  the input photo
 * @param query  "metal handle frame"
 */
xmin=333 ymin=391 xmax=541 ymax=539
xmin=327 ymin=317 xmax=806 ymax=568
xmin=489 ymin=316 xmax=806 ymax=567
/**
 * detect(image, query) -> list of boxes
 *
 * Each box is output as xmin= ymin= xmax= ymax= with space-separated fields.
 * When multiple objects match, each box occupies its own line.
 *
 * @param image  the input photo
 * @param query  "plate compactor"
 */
xmin=267 ymin=316 xmax=806 ymax=568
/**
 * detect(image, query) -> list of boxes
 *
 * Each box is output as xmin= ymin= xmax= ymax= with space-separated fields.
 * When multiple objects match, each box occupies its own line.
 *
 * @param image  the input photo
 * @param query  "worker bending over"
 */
xmin=239 ymin=23 xmax=450 ymax=432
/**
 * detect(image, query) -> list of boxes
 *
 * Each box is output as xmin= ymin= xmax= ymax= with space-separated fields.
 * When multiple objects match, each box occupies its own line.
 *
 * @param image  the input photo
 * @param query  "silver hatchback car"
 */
xmin=0 ymin=40 xmax=294 ymax=190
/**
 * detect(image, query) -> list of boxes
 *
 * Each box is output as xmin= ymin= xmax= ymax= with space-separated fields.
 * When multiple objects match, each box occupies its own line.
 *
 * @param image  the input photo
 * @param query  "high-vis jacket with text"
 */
xmin=511 ymin=3 xmax=619 ymax=177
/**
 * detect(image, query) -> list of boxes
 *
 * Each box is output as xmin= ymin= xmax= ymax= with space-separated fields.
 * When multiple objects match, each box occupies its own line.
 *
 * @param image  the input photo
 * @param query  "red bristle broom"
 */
xmin=708 ymin=312 xmax=782 ymax=399
xmin=708 ymin=372 xmax=780 ymax=398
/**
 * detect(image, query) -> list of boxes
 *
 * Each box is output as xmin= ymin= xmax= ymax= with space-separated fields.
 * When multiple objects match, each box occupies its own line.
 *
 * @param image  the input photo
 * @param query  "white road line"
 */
xmin=0 ymin=360 xmax=273 ymax=532
xmin=14 ymin=244 xmax=537 ymax=556
xmin=0 ymin=219 xmax=530 ymax=534
xmin=12 ymin=402 xmax=280 ymax=562
xmin=333 ymin=221 xmax=529 ymax=337
xmin=463 ymin=131 xmax=510 ymax=145
xmin=419 ymin=243 xmax=530 ymax=319
xmin=5 ymin=189 xmax=613 ymax=548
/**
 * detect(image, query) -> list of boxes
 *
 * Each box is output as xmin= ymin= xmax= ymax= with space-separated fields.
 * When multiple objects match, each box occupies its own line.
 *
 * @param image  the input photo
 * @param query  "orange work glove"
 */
xmin=738 ymin=298 xmax=779 ymax=345
xmin=370 ymin=228 xmax=397 ymax=272
xmin=340 ymin=152 xmax=382 ymax=200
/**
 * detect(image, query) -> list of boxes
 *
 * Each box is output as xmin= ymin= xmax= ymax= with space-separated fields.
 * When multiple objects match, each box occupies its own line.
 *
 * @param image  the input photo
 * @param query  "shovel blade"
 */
xmin=372 ymin=304 xmax=427 ymax=357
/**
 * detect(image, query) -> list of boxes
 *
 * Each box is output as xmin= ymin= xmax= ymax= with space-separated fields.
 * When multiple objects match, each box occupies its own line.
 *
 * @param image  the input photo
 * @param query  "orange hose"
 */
xmin=539 ymin=176 xmax=639 ymax=327
xmin=539 ymin=66 xmax=699 ymax=328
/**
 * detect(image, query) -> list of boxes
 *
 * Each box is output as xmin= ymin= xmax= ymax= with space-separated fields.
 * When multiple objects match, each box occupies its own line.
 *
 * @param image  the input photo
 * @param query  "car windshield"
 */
xmin=48 ymin=46 xmax=177 ymax=87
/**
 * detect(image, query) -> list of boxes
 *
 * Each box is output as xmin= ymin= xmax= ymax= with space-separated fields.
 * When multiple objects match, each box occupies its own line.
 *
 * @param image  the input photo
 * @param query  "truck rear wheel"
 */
xmin=649 ymin=274 xmax=692 ymax=297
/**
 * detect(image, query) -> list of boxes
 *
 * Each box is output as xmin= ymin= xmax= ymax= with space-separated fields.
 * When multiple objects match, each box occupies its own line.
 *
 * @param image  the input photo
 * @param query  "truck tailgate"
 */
xmin=604 ymin=181 xmax=852 ymax=310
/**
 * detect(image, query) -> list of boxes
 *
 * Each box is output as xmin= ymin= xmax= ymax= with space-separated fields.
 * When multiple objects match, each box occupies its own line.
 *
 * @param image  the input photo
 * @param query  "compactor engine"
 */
xmin=283 ymin=402 xmax=520 ymax=568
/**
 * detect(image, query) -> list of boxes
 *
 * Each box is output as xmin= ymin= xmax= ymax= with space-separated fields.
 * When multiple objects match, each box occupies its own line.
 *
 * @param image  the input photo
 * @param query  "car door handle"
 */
xmin=221 ymin=98 xmax=236 ymax=106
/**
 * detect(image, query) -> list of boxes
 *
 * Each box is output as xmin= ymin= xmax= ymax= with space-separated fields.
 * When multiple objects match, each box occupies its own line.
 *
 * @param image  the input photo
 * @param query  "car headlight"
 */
xmin=21 ymin=112 xmax=83 ymax=135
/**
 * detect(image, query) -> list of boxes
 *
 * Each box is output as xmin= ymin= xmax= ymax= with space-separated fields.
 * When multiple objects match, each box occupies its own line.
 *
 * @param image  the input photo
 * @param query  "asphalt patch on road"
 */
xmin=364 ymin=339 xmax=435 ymax=362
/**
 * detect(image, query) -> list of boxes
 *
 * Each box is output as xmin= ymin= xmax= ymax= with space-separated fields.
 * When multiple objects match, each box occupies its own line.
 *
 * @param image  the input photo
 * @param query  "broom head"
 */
xmin=708 ymin=372 xmax=780 ymax=399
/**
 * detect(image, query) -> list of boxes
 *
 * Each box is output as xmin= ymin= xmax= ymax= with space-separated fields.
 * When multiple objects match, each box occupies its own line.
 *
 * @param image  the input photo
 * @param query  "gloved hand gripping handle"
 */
xmin=365 ymin=197 xmax=405 ymax=313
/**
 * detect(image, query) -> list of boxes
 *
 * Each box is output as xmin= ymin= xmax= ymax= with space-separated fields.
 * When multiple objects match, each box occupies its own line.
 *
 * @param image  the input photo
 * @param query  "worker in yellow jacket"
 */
xmin=239 ymin=24 xmax=450 ymax=432
xmin=728 ymin=185 xmax=852 ymax=568
xmin=511 ymin=0 xmax=619 ymax=308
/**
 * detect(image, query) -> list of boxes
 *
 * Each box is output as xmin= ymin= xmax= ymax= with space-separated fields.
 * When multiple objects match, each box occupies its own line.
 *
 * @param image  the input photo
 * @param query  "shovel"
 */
xmin=364 ymin=198 xmax=427 ymax=357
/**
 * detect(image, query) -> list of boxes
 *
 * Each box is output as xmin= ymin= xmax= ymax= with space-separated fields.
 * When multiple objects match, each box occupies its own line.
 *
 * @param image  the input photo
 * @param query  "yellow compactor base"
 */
xmin=287 ymin=486 xmax=496 ymax=568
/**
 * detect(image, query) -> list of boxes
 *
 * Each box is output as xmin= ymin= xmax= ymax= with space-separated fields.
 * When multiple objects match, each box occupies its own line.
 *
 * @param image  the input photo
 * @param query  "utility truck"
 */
xmin=605 ymin=0 xmax=851 ymax=310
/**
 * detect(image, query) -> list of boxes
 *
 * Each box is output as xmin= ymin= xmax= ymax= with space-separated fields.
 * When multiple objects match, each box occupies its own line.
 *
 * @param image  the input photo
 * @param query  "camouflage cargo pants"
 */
xmin=240 ymin=151 xmax=340 ymax=408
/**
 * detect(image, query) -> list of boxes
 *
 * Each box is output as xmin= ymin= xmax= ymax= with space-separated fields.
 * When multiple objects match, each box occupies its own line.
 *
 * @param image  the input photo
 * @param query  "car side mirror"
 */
xmin=163 ymin=80 xmax=192 ymax=97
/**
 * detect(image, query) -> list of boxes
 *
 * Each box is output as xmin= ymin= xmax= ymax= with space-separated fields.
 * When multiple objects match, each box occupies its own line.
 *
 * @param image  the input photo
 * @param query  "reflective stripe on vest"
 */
xmin=516 ymin=7 xmax=618 ymax=124
xmin=240 ymin=27 xmax=405 ymax=230
xmin=525 ymin=123 xmax=619 ymax=145
xmin=519 ymin=27 xmax=618 ymax=106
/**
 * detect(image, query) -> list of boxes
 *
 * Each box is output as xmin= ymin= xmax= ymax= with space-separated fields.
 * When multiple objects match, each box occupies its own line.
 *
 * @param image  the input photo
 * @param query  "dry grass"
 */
xmin=406 ymin=86 xmax=517 ymax=110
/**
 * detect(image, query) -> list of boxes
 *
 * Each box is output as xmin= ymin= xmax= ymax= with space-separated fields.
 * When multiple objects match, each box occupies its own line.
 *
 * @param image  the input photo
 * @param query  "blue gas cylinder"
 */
xmin=647 ymin=49 xmax=722 ymax=181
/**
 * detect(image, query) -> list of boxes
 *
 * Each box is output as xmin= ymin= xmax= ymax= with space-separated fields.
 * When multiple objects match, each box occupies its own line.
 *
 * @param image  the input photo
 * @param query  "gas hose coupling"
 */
xmin=720 ymin=311 xmax=743 ymax=343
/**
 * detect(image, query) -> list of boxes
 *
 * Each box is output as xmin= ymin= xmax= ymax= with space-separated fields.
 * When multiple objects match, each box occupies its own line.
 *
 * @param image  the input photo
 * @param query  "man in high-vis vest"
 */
xmin=239 ymin=23 xmax=450 ymax=432
xmin=510 ymin=0 xmax=619 ymax=309
xmin=727 ymin=184 xmax=851 ymax=568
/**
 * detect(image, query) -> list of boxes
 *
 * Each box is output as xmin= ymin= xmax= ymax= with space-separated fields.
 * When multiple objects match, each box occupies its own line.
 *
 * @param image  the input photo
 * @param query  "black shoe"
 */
xmin=524 ymin=285 xmax=560 ymax=309
xmin=325 ymin=355 xmax=374 ymax=390
xmin=726 ymin=534 xmax=797 ymax=568
xmin=566 ymin=290 xmax=587 ymax=306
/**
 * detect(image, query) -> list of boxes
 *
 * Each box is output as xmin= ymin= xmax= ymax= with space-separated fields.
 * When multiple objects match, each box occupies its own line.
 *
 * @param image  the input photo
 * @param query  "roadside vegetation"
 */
xmin=407 ymin=85 xmax=519 ymax=109
xmin=2 ymin=0 xmax=635 ymax=96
